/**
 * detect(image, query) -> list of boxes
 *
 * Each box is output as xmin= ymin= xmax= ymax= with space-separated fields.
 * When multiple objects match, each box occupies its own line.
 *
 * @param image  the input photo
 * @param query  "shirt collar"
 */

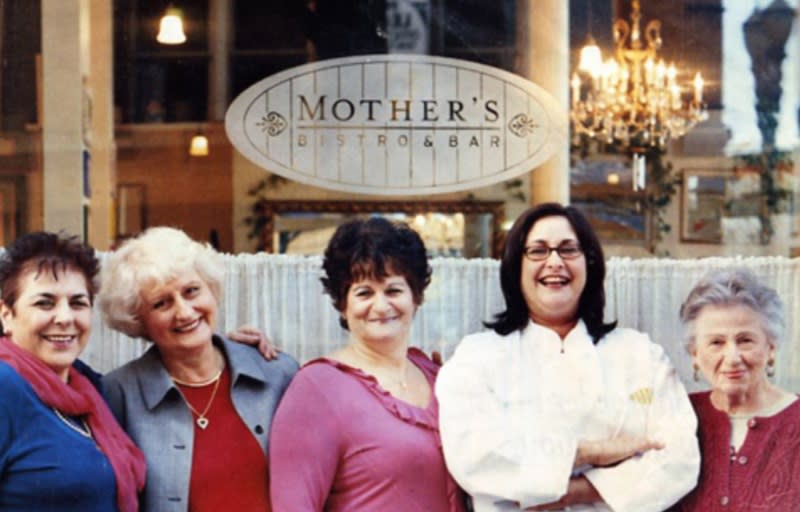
xmin=139 ymin=334 xmax=269 ymax=411
xmin=522 ymin=318 xmax=592 ymax=352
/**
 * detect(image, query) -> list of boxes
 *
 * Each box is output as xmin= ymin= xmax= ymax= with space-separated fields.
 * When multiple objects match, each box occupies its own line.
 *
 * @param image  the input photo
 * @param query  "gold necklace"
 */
xmin=395 ymin=369 xmax=409 ymax=389
xmin=53 ymin=408 xmax=92 ymax=439
xmin=347 ymin=345 xmax=409 ymax=390
xmin=173 ymin=370 xmax=223 ymax=430
xmin=169 ymin=351 xmax=226 ymax=430
xmin=171 ymin=367 xmax=224 ymax=387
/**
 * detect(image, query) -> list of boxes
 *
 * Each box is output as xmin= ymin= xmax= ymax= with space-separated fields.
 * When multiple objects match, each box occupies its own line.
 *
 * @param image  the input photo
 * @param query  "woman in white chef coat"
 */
xmin=435 ymin=202 xmax=699 ymax=512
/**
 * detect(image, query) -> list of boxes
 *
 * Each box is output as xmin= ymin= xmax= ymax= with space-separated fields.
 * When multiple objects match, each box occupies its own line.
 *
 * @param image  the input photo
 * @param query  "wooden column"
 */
xmin=41 ymin=0 xmax=84 ymax=236
xmin=517 ymin=0 xmax=570 ymax=205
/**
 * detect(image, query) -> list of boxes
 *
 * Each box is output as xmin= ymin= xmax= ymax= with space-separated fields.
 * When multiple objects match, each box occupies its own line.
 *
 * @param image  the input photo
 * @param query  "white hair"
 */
xmin=99 ymin=226 xmax=224 ymax=339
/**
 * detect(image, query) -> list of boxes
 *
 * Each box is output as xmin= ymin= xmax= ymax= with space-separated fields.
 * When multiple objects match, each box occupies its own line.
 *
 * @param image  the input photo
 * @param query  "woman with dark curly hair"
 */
xmin=269 ymin=217 xmax=466 ymax=512
xmin=0 ymin=232 xmax=145 ymax=512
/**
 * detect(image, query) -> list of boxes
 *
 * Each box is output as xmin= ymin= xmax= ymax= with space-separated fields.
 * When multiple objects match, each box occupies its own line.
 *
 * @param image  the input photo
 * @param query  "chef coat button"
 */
xmin=720 ymin=495 xmax=729 ymax=506
xmin=255 ymin=424 xmax=264 ymax=434
xmin=747 ymin=418 xmax=757 ymax=428
xmin=738 ymin=455 xmax=748 ymax=465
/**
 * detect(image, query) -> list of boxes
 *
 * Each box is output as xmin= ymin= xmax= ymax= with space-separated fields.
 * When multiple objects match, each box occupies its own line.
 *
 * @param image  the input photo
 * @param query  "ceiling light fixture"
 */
xmin=157 ymin=6 xmax=187 ymax=45
xmin=570 ymin=0 xmax=708 ymax=150
xmin=189 ymin=131 xmax=209 ymax=157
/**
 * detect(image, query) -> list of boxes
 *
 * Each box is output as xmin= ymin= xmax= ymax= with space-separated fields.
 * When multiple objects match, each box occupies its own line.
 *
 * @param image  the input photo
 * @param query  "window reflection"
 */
xmin=0 ymin=1 xmax=795 ymax=257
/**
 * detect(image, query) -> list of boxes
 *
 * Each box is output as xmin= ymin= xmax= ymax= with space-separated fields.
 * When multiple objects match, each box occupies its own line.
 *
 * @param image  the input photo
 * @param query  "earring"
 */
xmin=692 ymin=364 xmax=700 ymax=382
xmin=766 ymin=359 xmax=776 ymax=378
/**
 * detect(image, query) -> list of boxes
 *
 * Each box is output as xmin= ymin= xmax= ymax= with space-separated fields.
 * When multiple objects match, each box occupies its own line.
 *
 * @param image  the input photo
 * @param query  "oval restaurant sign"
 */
xmin=226 ymin=54 xmax=567 ymax=196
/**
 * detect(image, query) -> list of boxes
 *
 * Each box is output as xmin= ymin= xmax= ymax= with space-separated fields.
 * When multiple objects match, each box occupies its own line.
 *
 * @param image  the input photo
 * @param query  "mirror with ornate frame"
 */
xmin=255 ymin=200 xmax=505 ymax=258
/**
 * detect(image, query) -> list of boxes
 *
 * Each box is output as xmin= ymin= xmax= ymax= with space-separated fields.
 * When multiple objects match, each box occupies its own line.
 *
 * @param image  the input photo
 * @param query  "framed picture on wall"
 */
xmin=680 ymin=168 xmax=727 ymax=243
xmin=117 ymin=183 xmax=147 ymax=237
xmin=571 ymin=154 xmax=649 ymax=245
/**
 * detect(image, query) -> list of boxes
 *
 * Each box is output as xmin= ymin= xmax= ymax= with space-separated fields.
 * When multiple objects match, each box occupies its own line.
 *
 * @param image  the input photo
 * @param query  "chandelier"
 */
xmin=570 ymin=0 xmax=708 ymax=150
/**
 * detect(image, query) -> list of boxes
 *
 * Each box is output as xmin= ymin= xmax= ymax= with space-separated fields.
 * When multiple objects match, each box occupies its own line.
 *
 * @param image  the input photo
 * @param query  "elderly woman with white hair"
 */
xmin=100 ymin=226 xmax=298 ymax=512
xmin=673 ymin=268 xmax=800 ymax=511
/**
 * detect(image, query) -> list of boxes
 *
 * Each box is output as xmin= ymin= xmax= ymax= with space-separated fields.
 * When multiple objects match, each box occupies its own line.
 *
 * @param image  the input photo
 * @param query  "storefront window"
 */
xmin=0 ymin=1 xmax=795 ymax=257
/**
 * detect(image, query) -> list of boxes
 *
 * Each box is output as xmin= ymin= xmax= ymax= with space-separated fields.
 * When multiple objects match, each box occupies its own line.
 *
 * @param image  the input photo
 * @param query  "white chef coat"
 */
xmin=435 ymin=320 xmax=699 ymax=512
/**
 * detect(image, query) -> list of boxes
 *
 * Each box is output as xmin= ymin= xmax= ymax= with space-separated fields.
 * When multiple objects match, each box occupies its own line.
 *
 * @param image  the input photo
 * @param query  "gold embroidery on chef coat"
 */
xmin=629 ymin=387 xmax=654 ymax=405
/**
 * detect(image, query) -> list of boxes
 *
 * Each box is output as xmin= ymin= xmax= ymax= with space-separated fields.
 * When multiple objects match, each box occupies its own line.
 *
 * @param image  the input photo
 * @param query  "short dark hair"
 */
xmin=485 ymin=202 xmax=616 ymax=342
xmin=321 ymin=217 xmax=432 ymax=330
xmin=0 ymin=232 xmax=99 ymax=329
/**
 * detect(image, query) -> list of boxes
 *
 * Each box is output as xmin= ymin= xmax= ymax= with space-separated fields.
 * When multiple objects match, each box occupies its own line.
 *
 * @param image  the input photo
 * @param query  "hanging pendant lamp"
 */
xmin=157 ymin=6 xmax=186 ymax=45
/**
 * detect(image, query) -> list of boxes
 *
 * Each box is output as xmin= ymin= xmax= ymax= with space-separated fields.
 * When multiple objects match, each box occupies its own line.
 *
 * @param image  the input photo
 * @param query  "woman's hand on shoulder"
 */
xmin=227 ymin=325 xmax=279 ymax=360
xmin=575 ymin=435 xmax=664 ymax=468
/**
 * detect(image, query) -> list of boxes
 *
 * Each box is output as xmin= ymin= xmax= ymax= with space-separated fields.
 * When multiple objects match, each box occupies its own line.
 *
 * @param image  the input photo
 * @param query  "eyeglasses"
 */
xmin=523 ymin=243 xmax=583 ymax=261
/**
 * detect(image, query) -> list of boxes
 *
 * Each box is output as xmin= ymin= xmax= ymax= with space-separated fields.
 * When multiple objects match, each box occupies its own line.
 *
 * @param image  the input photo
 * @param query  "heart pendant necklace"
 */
xmin=172 ymin=367 xmax=224 ymax=430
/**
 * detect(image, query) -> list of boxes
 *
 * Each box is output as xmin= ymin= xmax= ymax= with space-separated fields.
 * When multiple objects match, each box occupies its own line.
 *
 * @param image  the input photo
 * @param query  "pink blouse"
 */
xmin=269 ymin=348 xmax=466 ymax=512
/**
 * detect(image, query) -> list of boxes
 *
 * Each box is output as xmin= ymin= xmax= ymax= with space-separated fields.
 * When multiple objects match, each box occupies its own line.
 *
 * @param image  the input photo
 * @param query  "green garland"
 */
xmin=733 ymin=151 xmax=793 ymax=244
xmin=244 ymin=174 xmax=290 ymax=250
xmin=737 ymin=102 xmax=795 ymax=244
xmin=641 ymin=146 xmax=680 ymax=245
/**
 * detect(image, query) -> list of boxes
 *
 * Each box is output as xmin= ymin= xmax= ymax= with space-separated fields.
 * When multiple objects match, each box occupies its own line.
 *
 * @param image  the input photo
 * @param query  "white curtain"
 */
xmin=605 ymin=257 xmax=800 ymax=392
xmin=84 ymin=254 xmax=800 ymax=392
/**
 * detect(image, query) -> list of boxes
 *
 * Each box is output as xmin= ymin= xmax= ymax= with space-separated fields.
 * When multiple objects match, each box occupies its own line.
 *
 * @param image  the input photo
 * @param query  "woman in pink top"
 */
xmin=269 ymin=217 xmax=466 ymax=512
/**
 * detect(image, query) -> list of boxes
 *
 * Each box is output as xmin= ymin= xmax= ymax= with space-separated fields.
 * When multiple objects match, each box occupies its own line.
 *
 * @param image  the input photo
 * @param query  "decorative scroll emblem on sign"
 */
xmin=226 ymin=54 xmax=567 ymax=195
xmin=257 ymin=112 xmax=287 ymax=137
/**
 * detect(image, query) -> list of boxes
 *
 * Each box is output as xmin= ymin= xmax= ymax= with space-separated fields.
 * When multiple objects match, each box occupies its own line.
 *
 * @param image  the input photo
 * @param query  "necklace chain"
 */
xmin=346 ymin=345 xmax=409 ymax=390
xmin=170 ymin=356 xmax=226 ymax=430
xmin=53 ymin=408 xmax=92 ymax=439
xmin=174 ymin=372 xmax=222 ymax=430
xmin=397 ymin=371 xmax=409 ymax=389
xmin=171 ymin=367 xmax=223 ymax=387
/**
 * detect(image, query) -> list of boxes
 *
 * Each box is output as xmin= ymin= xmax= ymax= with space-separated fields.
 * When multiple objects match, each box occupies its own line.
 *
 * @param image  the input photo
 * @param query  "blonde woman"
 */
xmin=100 ymin=227 xmax=297 ymax=511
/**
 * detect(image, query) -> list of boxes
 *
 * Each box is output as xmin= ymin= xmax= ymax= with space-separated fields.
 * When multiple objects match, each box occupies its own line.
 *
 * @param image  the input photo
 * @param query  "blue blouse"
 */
xmin=0 ymin=362 xmax=118 ymax=511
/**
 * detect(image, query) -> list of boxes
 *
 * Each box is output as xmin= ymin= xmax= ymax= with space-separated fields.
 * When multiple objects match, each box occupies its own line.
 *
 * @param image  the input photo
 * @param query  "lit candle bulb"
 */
xmin=619 ymin=65 xmax=629 ymax=93
xmin=671 ymin=84 xmax=681 ymax=109
xmin=596 ymin=59 xmax=609 ymax=97
xmin=667 ymin=64 xmax=677 ymax=86
xmin=571 ymin=73 xmax=581 ymax=107
xmin=644 ymin=58 xmax=655 ymax=85
xmin=655 ymin=60 xmax=666 ymax=87
xmin=693 ymin=72 xmax=704 ymax=103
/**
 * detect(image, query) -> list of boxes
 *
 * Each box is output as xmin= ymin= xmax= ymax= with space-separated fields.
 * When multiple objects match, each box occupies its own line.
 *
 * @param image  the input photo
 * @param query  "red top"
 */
xmin=673 ymin=391 xmax=800 ymax=512
xmin=269 ymin=348 xmax=466 ymax=512
xmin=178 ymin=367 xmax=270 ymax=512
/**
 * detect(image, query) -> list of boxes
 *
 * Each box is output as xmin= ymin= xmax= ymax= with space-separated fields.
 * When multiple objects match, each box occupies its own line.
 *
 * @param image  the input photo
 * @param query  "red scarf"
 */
xmin=0 ymin=337 xmax=146 ymax=512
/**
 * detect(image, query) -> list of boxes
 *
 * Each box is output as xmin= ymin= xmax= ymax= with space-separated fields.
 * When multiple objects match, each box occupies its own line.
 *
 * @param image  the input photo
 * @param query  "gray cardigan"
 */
xmin=103 ymin=335 xmax=298 ymax=512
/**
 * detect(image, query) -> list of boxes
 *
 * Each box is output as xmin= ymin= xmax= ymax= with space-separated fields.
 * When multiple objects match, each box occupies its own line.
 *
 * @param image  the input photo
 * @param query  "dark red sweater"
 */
xmin=180 ymin=368 xmax=270 ymax=512
xmin=673 ymin=391 xmax=800 ymax=511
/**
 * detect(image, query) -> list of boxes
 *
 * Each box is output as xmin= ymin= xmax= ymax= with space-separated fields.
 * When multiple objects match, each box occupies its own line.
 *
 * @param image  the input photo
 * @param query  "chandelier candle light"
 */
xmin=570 ymin=0 xmax=708 ymax=152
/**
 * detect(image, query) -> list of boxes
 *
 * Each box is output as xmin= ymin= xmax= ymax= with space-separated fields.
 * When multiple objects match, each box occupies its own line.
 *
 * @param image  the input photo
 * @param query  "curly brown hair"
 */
xmin=321 ymin=217 xmax=432 ymax=330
